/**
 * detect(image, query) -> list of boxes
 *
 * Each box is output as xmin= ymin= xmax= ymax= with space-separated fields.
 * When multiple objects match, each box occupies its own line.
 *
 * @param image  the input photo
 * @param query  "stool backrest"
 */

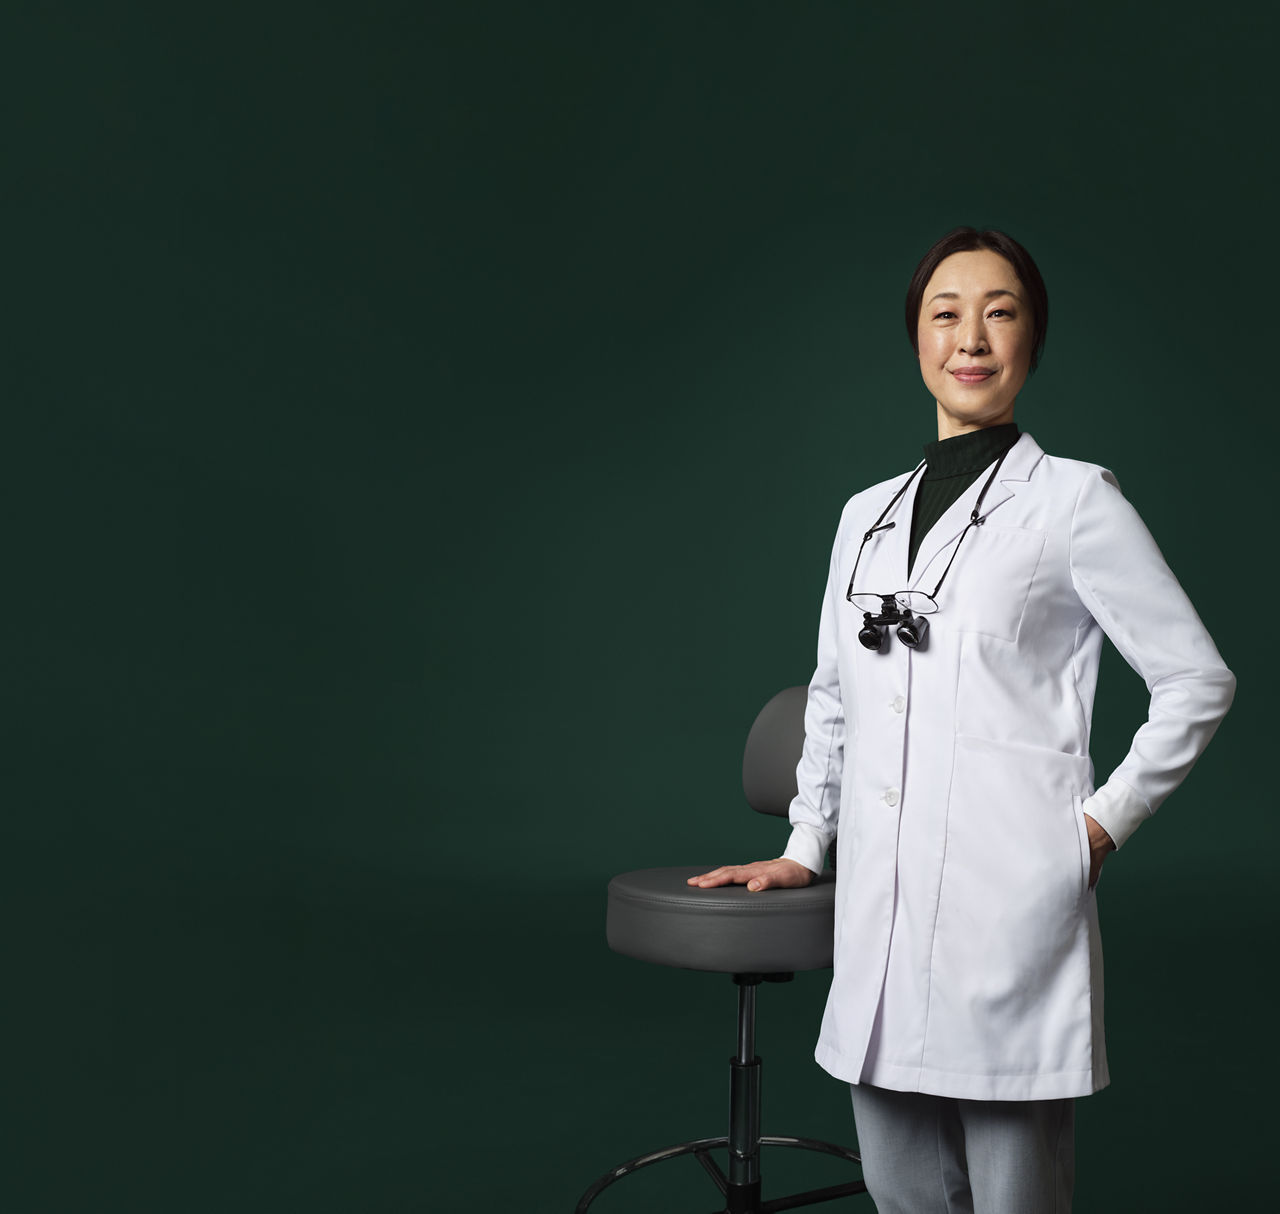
xmin=741 ymin=685 xmax=809 ymax=817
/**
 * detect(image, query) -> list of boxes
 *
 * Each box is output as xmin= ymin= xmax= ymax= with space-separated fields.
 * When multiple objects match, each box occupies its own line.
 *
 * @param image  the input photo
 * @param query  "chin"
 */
xmin=945 ymin=399 xmax=1014 ymax=423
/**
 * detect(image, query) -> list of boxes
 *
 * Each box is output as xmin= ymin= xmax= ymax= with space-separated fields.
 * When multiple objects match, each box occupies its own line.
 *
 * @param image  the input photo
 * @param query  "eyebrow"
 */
xmin=927 ymin=288 xmax=1022 ymax=304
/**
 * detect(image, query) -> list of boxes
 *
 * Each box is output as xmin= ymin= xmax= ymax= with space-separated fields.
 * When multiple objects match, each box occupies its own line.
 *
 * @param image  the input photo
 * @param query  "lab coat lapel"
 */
xmin=908 ymin=433 xmax=1045 ymax=592
xmin=907 ymin=487 xmax=979 ymax=591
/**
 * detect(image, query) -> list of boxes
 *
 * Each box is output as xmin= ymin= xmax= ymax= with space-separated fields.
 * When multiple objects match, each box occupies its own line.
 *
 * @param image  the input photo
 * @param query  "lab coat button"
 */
xmin=884 ymin=788 xmax=900 ymax=807
xmin=891 ymin=695 xmax=905 ymax=713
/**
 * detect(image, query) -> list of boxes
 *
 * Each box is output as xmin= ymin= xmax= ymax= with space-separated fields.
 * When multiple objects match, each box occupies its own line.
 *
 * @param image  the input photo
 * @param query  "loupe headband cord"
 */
xmin=845 ymin=461 xmax=926 ymax=599
xmin=926 ymin=446 xmax=1013 ymax=600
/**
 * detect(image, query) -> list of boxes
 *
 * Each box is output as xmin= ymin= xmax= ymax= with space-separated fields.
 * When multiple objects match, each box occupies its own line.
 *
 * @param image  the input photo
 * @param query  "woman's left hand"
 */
xmin=1083 ymin=812 xmax=1116 ymax=890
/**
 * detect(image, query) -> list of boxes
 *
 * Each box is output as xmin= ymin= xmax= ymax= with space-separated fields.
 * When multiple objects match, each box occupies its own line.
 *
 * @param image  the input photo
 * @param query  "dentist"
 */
xmin=689 ymin=227 xmax=1235 ymax=1214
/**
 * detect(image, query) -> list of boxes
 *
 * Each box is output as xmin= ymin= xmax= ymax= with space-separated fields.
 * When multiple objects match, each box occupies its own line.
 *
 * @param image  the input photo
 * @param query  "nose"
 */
xmin=958 ymin=316 xmax=989 ymax=356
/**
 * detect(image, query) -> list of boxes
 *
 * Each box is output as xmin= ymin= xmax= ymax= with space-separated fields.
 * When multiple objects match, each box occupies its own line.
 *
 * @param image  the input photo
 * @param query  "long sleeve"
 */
xmin=780 ymin=520 xmax=848 ymax=875
xmin=1070 ymin=468 xmax=1235 ymax=849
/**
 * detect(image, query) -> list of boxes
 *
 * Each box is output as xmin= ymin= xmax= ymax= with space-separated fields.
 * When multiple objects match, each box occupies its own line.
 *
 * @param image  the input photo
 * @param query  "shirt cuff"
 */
xmin=1082 ymin=778 xmax=1149 ymax=850
xmin=781 ymin=823 xmax=830 ymax=876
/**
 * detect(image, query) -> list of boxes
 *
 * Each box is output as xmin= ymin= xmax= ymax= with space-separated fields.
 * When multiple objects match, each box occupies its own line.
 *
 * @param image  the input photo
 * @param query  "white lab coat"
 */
xmin=781 ymin=433 xmax=1234 ymax=1101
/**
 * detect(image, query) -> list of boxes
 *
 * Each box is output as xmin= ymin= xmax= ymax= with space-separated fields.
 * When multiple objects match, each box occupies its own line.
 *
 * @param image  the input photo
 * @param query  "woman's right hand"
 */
xmin=686 ymin=858 xmax=815 ymax=892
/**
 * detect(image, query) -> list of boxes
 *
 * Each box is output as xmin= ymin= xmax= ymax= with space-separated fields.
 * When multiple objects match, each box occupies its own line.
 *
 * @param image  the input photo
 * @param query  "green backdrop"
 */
xmin=4 ymin=3 xmax=1274 ymax=1211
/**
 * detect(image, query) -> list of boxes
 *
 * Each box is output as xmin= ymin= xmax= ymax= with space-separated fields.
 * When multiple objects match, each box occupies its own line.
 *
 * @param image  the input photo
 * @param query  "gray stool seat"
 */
xmin=607 ymin=865 xmax=836 ymax=974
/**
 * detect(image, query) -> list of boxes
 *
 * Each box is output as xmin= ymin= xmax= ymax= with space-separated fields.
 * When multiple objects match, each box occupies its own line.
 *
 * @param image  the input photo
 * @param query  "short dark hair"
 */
xmin=904 ymin=227 xmax=1049 ymax=373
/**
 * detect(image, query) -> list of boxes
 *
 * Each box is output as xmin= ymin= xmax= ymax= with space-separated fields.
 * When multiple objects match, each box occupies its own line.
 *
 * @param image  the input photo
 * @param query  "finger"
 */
xmin=689 ymin=862 xmax=776 ymax=888
xmin=687 ymin=866 xmax=730 ymax=884
xmin=689 ymin=868 xmax=743 ymax=887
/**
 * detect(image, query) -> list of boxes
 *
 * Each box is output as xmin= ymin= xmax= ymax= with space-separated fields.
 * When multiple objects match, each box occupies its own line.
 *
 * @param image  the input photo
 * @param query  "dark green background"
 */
xmin=4 ymin=3 xmax=1275 ymax=1211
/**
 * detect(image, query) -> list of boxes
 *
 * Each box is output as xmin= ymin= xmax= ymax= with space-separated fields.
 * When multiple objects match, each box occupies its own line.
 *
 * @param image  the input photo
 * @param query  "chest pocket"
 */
xmin=931 ymin=523 xmax=1046 ymax=642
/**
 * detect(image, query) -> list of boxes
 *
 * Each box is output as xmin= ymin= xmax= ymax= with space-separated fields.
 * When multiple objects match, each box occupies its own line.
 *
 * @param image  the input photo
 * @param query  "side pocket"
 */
xmin=1072 ymin=794 xmax=1092 ymax=898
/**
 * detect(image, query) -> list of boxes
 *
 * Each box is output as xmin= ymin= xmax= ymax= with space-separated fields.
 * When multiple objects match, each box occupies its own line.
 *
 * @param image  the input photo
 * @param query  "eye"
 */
xmin=934 ymin=310 xmax=956 ymax=320
xmin=988 ymin=308 xmax=1014 ymax=319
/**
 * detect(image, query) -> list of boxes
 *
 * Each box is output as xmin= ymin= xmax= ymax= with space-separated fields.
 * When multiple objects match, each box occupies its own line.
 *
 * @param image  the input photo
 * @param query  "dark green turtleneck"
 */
xmin=908 ymin=423 xmax=1021 ymax=575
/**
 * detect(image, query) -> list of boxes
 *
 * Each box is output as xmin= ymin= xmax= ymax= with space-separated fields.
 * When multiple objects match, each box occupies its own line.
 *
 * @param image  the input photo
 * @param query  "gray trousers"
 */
xmin=849 ymin=1083 xmax=1075 ymax=1214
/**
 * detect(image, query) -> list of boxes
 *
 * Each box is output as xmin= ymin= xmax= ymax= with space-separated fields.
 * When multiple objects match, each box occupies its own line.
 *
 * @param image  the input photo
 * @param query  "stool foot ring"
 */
xmin=574 ymin=1133 xmax=866 ymax=1213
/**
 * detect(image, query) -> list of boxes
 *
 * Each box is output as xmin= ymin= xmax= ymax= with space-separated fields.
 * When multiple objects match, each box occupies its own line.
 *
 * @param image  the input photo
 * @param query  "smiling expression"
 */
xmin=916 ymin=249 xmax=1035 ymax=439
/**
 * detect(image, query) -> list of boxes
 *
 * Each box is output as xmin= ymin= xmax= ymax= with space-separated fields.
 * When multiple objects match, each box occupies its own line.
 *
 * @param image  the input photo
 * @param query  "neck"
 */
xmin=935 ymin=403 xmax=1016 ymax=441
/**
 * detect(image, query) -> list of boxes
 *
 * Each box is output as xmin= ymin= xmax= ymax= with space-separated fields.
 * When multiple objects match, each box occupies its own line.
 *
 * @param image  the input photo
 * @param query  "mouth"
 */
xmin=950 ymin=367 xmax=995 ymax=385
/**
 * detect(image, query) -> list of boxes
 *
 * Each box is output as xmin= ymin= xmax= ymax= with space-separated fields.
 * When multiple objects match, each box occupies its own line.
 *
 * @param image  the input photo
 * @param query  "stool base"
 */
xmin=576 ymin=974 xmax=867 ymax=1213
xmin=575 ymin=1132 xmax=866 ymax=1213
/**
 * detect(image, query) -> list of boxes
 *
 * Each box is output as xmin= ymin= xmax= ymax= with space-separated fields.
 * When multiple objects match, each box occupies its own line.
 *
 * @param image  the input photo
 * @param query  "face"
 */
xmin=916 ymin=248 xmax=1034 ymax=438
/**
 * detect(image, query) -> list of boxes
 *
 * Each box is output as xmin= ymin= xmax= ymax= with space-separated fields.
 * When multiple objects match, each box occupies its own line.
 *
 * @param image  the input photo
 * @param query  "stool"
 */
xmin=575 ymin=687 xmax=867 ymax=1213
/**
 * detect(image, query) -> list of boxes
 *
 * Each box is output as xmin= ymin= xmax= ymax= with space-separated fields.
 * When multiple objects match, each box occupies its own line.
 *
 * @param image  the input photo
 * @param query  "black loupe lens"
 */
xmin=859 ymin=621 xmax=888 ymax=650
xmin=897 ymin=613 xmax=929 ymax=649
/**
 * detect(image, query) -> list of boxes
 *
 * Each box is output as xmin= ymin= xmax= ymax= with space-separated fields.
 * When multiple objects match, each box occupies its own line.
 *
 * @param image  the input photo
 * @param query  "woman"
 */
xmin=689 ymin=227 xmax=1235 ymax=1213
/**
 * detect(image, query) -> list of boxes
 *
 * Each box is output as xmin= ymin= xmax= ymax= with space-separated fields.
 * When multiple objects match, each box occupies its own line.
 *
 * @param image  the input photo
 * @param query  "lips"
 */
xmin=951 ymin=366 xmax=995 ymax=384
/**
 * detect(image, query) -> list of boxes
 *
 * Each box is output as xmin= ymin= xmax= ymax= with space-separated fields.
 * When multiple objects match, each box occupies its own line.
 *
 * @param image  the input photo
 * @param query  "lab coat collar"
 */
xmin=907 ymin=432 xmax=1046 ymax=591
